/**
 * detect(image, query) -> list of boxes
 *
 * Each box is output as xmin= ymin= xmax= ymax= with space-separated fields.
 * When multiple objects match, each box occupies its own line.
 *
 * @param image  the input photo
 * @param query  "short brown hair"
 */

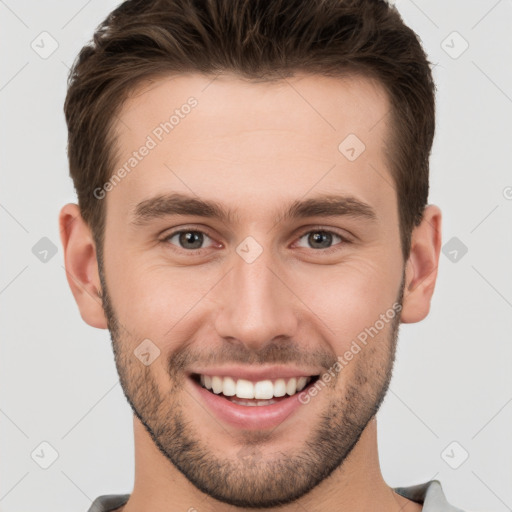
xmin=64 ymin=0 xmax=436 ymax=262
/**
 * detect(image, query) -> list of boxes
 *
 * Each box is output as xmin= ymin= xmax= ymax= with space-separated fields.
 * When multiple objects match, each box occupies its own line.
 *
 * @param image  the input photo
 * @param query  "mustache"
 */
xmin=167 ymin=340 xmax=338 ymax=377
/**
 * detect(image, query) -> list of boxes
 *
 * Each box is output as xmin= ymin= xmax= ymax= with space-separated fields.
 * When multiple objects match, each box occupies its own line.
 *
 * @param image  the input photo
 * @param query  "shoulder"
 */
xmin=394 ymin=480 xmax=466 ymax=511
xmin=86 ymin=494 xmax=130 ymax=512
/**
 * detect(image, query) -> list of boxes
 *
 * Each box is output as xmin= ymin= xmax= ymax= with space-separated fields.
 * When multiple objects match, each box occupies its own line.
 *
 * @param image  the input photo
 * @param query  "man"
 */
xmin=59 ymin=0 xmax=463 ymax=510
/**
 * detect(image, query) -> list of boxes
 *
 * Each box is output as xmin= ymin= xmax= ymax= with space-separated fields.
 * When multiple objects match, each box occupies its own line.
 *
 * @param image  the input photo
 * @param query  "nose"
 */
xmin=213 ymin=244 xmax=299 ymax=351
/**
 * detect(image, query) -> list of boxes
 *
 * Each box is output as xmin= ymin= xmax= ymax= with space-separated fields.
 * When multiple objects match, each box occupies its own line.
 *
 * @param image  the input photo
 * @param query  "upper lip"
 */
xmin=188 ymin=365 xmax=321 ymax=382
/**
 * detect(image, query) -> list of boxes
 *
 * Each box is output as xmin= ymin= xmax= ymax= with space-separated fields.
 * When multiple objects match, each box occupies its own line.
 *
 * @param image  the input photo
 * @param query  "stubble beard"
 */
xmin=98 ymin=260 xmax=405 ymax=508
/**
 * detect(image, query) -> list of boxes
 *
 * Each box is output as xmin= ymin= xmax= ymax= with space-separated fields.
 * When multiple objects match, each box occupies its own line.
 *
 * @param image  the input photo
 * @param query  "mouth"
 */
xmin=190 ymin=373 xmax=321 ymax=406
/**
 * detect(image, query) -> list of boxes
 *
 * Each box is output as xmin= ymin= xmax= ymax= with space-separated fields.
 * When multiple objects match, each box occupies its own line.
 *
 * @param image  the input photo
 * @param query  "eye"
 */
xmin=164 ymin=229 xmax=215 ymax=251
xmin=295 ymin=229 xmax=347 ymax=250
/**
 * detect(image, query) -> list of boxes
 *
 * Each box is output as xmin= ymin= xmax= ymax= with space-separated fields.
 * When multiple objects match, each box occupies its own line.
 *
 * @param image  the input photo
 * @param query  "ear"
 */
xmin=400 ymin=204 xmax=442 ymax=323
xmin=59 ymin=203 xmax=107 ymax=329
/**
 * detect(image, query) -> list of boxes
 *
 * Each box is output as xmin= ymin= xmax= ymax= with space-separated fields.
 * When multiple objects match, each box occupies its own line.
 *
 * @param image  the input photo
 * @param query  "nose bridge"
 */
xmin=213 ymin=241 xmax=298 ymax=347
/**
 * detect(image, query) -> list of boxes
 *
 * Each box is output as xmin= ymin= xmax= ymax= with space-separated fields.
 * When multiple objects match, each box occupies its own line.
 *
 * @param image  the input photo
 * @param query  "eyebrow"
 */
xmin=131 ymin=192 xmax=377 ymax=226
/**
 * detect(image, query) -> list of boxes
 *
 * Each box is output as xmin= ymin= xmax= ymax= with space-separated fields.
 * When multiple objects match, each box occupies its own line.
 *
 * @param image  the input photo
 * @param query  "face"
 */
xmin=98 ymin=73 xmax=406 ymax=507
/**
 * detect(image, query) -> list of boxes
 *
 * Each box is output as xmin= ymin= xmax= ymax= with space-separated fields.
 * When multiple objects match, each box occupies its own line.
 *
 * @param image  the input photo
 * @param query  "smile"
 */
xmin=188 ymin=372 xmax=321 ymax=429
xmin=194 ymin=373 xmax=316 ymax=402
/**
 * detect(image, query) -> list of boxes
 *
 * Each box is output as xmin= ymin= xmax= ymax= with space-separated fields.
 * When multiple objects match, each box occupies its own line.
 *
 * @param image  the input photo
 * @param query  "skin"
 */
xmin=59 ymin=72 xmax=441 ymax=511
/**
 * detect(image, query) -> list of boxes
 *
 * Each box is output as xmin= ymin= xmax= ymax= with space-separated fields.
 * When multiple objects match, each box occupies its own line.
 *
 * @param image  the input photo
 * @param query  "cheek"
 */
xmin=106 ymin=258 xmax=219 ymax=339
xmin=290 ymin=257 xmax=401 ymax=350
xmin=103 ymin=228 xmax=402 ymax=356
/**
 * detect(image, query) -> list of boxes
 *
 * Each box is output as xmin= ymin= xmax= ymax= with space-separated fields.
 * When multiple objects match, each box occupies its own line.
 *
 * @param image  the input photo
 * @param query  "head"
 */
xmin=60 ymin=0 xmax=441 ymax=508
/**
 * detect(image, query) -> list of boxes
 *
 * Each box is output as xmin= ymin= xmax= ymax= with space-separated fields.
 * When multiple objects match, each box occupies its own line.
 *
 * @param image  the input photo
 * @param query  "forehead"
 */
xmin=108 ymin=72 xmax=394 ymax=221
xmin=119 ymin=71 xmax=389 ymax=140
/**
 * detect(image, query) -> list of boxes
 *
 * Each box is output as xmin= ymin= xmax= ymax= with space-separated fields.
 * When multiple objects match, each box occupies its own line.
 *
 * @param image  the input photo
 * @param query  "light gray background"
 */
xmin=1 ymin=1 xmax=511 ymax=511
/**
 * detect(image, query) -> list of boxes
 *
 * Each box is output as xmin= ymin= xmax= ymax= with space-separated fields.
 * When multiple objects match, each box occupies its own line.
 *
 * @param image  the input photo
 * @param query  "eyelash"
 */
xmin=294 ymin=227 xmax=351 ymax=254
xmin=161 ymin=225 xmax=352 ymax=255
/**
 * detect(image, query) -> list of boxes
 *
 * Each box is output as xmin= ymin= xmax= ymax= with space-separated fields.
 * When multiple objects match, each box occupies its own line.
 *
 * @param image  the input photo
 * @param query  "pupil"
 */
xmin=180 ymin=231 xmax=203 ymax=249
xmin=309 ymin=231 xmax=332 ymax=249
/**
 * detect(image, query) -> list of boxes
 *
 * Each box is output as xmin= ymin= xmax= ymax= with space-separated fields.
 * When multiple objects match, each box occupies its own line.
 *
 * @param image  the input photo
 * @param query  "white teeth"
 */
xmin=296 ymin=376 xmax=308 ymax=392
xmin=198 ymin=374 xmax=314 ymax=399
xmin=254 ymin=380 xmax=274 ymax=399
xmin=222 ymin=376 xmax=236 ymax=396
xmin=273 ymin=379 xmax=286 ymax=397
xmin=211 ymin=376 xmax=223 ymax=394
xmin=236 ymin=379 xmax=254 ymax=399
xmin=286 ymin=377 xmax=297 ymax=396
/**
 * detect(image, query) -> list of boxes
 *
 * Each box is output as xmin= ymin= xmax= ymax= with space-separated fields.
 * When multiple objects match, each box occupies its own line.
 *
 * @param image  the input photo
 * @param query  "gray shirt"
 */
xmin=87 ymin=479 xmax=465 ymax=511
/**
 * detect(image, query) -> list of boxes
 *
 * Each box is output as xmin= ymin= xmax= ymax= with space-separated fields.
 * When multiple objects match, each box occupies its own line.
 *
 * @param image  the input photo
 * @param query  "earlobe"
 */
xmin=59 ymin=203 xmax=108 ymax=329
xmin=400 ymin=205 xmax=442 ymax=324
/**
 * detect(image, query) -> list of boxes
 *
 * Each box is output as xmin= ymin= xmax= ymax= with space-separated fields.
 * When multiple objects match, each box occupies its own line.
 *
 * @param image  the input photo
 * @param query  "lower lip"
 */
xmin=188 ymin=376 xmax=314 ymax=430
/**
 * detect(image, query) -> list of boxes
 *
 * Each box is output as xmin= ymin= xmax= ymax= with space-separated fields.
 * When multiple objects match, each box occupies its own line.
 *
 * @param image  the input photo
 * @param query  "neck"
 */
xmin=119 ymin=416 xmax=421 ymax=512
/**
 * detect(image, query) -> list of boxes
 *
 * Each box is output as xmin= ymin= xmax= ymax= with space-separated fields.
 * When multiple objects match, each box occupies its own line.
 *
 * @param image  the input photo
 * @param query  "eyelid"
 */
xmin=293 ymin=225 xmax=354 ymax=243
xmin=160 ymin=225 xmax=220 ymax=250
xmin=161 ymin=224 xmax=216 ymax=239
xmin=160 ymin=224 xmax=353 ymax=253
